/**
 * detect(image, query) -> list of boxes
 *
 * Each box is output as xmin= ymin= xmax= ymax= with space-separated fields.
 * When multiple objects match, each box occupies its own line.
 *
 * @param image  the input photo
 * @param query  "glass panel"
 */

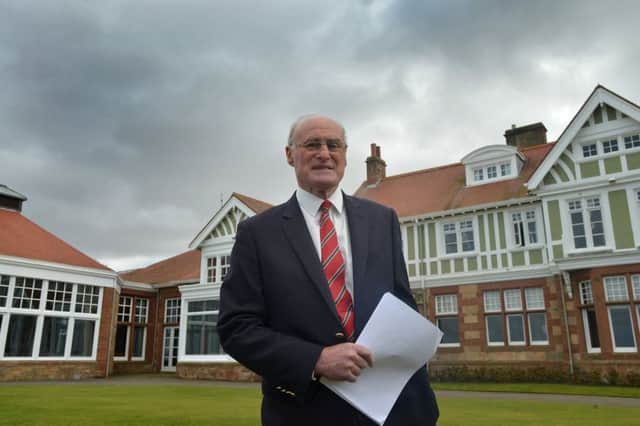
xmin=437 ymin=317 xmax=459 ymax=344
xmin=528 ymin=312 xmax=548 ymax=343
xmin=40 ymin=317 xmax=68 ymax=356
xmin=483 ymin=290 xmax=501 ymax=312
xmin=632 ymin=275 xmax=640 ymax=300
xmin=435 ymin=294 xmax=457 ymax=315
xmin=186 ymin=314 xmax=221 ymax=355
xmin=118 ymin=296 xmax=132 ymax=322
xmin=165 ymin=298 xmax=181 ymax=323
xmin=12 ymin=277 xmax=42 ymax=309
xmin=590 ymin=210 xmax=605 ymax=247
xmin=507 ymin=314 xmax=525 ymax=344
xmin=135 ymin=299 xmax=149 ymax=323
xmin=0 ymin=275 xmax=11 ymax=307
xmin=5 ymin=314 xmax=37 ymax=357
xmin=571 ymin=212 xmax=586 ymax=249
xmin=75 ymin=285 xmax=100 ymax=314
xmin=45 ymin=281 xmax=73 ymax=312
xmin=609 ymin=306 xmax=635 ymax=349
xmin=188 ymin=299 xmax=219 ymax=313
xmin=584 ymin=308 xmax=600 ymax=350
xmin=219 ymin=255 xmax=231 ymax=282
xmin=71 ymin=319 xmax=95 ymax=356
xmin=604 ymin=276 xmax=628 ymax=302
xmin=460 ymin=221 xmax=474 ymax=252
xmin=486 ymin=315 xmax=504 ymax=344
xmin=132 ymin=326 xmax=146 ymax=358
xmin=525 ymin=288 xmax=544 ymax=310
xmin=504 ymin=289 xmax=522 ymax=311
xmin=114 ymin=324 xmax=128 ymax=357
xmin=579 ymin=281 xmax=594 ymax=304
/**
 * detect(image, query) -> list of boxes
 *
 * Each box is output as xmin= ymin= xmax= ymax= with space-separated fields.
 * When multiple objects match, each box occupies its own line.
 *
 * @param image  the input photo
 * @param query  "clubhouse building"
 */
xmin=1 ymin=85 xmax=639 ymax=383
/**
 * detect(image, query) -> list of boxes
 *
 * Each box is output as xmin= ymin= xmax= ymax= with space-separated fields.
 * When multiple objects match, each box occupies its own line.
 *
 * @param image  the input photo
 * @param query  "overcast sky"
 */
xmin=2 ymin=0 xmax=639 ymax=272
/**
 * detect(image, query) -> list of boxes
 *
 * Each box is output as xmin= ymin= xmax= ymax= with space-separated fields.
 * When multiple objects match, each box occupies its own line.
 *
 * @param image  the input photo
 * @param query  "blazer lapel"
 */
xmin=281 ymin=194 xmax=342 ymax=325
xmin=343 ymin=193 xmax=369 ymax=333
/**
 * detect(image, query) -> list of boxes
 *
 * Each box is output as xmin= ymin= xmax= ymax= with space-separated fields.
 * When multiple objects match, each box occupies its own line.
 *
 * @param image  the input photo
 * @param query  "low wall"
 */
xmin=0 ymin=361 xmax=105 ymax=381
xmin=177 ymin=362 xmax=259 ymax=382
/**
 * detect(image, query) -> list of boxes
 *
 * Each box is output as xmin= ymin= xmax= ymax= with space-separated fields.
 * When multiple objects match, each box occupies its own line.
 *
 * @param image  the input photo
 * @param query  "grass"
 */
xmin=432 ymin=382 xmax=640 ymax=398
xmin=0 ymin=384 xmax=638 ymax=425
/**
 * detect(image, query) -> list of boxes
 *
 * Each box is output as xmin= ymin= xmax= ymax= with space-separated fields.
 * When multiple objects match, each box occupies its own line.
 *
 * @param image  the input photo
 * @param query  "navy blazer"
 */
xmin=218 ymin=193 xmax=439 ymax=426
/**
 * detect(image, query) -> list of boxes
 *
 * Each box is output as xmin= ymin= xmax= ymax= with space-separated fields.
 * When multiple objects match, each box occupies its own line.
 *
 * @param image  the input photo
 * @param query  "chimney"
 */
xmin=504 ymin=122 xmax=547 ymax=149
xmin=0 ymin=184 xmax=27 ymax=212
xmin=366 ymin=143 xmax=386 ymax=186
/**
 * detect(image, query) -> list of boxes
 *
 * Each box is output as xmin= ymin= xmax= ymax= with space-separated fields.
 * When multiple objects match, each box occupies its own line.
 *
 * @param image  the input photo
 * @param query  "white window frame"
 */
xmin=114 ymin=296 xmax=132 ymax=361
xmin=441 ymin=219 xmax=476 ymax=256
xmin=506 ymin=313 xmax=526 ymax=346
xmin=582 ymin=142 xmax=598 ymax=158
xmin=510 ymin=209 xmax=540 ymax=248
xmin=131 ymin=298 xmax=149 ymax=361
xmin=0 ymin=276 xmax=102 ymax=361
xmin=525 ymin=288 xmax=548 ymax=345
xmin=604 ymin=276 xmax=637 ymax=353
xmin=578 ymin=280 xmax=601 ymax=354
xmin=623 ymin=133 xmax=640 ymax=151
xmin=435 ymin=294 xmax=460 ymax=348
xmin=607 ymin=305 xmax=637 ymax=353
xmin=165 ymin=298 xmax=181 ymax=323
xmin=566 ymin=196 xmax=608 ymax=252
xmin=184 ymin=298 xmax=224 ymax=357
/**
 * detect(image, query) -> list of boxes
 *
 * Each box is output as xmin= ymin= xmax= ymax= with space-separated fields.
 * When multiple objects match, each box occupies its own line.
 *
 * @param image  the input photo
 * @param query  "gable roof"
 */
xmin=119 ymin=249 xmax=200 ymax=285
xmin=0 ymin=209 xmax=112 ymax=271
xmin=528 ymin=85 xmax=640 ymax=189
xmin=354 ymin=142 xmax=555 ymax=218
xmin=189 ymin=192 xmax=272 ymax=249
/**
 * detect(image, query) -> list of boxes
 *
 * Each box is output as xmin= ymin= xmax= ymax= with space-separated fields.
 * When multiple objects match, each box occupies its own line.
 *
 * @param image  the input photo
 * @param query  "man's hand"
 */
xmin=314 ymin=343 xmax=374 ymax=382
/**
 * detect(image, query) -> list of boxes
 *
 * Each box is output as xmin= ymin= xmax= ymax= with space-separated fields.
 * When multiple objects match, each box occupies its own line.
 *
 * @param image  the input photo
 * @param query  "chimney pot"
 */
xmin=504 ymin=122 xmax=547 ymax=149
xmin=366 ymin=143 xmax=387 ymax=186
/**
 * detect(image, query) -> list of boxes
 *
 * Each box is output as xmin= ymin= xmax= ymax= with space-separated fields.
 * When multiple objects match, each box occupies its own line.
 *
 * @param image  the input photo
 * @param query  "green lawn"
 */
xmin=0 ymin=384 xmax=638 ymax=425
xmin=432 ymin=382 xmax=640 ymax=398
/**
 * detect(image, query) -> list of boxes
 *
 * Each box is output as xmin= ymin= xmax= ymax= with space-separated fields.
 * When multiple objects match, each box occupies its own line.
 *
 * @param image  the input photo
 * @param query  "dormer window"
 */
xmin=602 ymin=139 xmax=619 ymax=153
xmin=625 ymin=134 xmax=640 ymax=149
xmin=462 ymin=145 xmax=525 ymax=187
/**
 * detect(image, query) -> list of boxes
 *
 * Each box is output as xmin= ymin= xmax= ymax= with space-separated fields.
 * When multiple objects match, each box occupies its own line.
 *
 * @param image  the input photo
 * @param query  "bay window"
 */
xmin=0 ymin=275 xmax=101 ymax=360
xmin=186 ymin=299 xmax=223 ymax=355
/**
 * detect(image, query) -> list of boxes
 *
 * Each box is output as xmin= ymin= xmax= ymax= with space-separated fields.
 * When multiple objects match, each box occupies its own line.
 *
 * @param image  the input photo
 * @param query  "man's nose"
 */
xmin=315 ymin=143 xmax=332 ymax=157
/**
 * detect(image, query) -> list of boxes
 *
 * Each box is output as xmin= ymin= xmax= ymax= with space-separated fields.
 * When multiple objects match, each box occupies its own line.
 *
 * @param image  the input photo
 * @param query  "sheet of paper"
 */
xmin=320 ymin=292 xmax=443 ymax=425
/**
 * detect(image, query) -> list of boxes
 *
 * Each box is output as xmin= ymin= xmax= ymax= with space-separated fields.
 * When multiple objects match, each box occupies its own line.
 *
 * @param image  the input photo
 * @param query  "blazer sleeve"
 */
xmin=217 ymin=219 xmax=323 ymax=398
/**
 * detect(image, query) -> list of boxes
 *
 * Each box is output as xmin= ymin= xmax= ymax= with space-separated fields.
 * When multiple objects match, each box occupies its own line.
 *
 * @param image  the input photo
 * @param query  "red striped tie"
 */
xmin=319 ymin=200 xmax=354 ymax=339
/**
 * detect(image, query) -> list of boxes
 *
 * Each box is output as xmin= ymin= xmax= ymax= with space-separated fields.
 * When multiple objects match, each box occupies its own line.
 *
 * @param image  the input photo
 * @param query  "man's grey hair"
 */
xmin=287 ymin=114 xmax=347 ymax=147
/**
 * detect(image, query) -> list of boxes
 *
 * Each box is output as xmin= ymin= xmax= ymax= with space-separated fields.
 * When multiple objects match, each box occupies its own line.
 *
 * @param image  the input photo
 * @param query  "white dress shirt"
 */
xmin=296 ymin=188 xmax=354 ymax=300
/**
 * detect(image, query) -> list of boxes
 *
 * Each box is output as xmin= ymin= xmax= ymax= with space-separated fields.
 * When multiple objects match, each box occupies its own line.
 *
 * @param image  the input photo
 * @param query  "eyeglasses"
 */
xmin=296 ymin=138 xmax=347 ymax=152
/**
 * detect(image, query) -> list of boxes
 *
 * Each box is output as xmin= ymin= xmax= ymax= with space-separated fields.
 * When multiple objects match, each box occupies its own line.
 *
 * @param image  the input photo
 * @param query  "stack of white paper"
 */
xmin=321 ymin=292 xmax=443 ymax=425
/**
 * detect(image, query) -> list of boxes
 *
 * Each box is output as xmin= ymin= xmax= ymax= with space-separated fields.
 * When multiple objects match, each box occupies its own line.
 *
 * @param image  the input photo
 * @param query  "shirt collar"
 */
xmin=296 ymin=187 xmax=344 ymax=217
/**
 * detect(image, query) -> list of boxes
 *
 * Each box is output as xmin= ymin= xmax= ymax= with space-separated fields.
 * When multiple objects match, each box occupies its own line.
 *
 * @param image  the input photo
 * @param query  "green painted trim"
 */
xmin=468 ymin=257 xmax=478 ymax=271
xmin=408 ymin=264 xmax=416 ymax=277
xmin=212 ymin=229 xmax=219 ymax=238
xmin=553 ymin=244 xmax=564 ymax=259
xmin=454 ymin=258 xmax=464 ymax=273
xmin=608 ymin=190 xmax=635 ymax=249
xmin=560 ymin=153 xmax=576 ymax=178
xmin=428 ymin=223 xmax=437 ymax=258
xmin=478 ymin=215 xmax=486 ymax=251
xmin=488 ymin=213 xmax=496 ymax=251
xmin=543 ymin=174 xmax=557 ymax=185
xmin=420 ymin=262 xmax=427 ymax=275
xmin=441 ymin=260 xmax=451 ymax=274
xmin=627 ymin=152 xmax=640 ymax=170
xmin=553 ymin=164 xmax=569 ymax=183
xmin=606 ymin=104 xmax=617 ymax=121
xmin=406 ymin=225 xmax=415 ymax=260
xmin=497 ymin=212 xmax=506 ymax=249
xmin=481 ymin=256 xmax=488 ymax=270
xmin=222 ymin=217 xmax=233 ymax=235
xmin=529 ymin=249 xmax=543 ymax=265
xmin=580 ymin=161 xmax=600 ymax=178
xmin=501 ymin=254 xmax=508 ymax=267
xmin=491 ymin=254 xmax=497 ymax=268
xmin=593 ymin=105 xmax=603 ymax=124
xmin=511 ymin=251 xmax=525 ymax=266
xmin=604 ymin=157 xmax=622 ymax=174
xmin=418 ymin=225 xmax=426 ymax=259
xmin=548 ymin=200 xmax=562 ymax=241
xmin=227 ymin=209 xmax=238 ymax=230
xmin=430 ymin=261 xmax=438 ymax=273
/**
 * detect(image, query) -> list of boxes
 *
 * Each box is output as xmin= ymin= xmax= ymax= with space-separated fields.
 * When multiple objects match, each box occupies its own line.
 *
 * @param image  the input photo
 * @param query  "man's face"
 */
xmin=286 ymin=116 xmax=347 ymax=199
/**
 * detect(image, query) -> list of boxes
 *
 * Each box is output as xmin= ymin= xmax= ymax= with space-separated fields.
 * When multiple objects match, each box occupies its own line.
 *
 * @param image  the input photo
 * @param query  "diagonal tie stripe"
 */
xmin=319 ymin=200 xmax=354 ymax=339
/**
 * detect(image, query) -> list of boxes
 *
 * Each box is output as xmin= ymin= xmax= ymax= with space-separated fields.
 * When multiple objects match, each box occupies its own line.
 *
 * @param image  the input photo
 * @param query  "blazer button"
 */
xmin=335 ymin=332 xmax=346 ymax=342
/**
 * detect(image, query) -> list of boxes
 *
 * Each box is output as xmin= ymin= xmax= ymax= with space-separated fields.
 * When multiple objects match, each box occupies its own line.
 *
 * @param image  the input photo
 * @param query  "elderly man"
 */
xmin=218 ymin=115 xmax=439 ymax=426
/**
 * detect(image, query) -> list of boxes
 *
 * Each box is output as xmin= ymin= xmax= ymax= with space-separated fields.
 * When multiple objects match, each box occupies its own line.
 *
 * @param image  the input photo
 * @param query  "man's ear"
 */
xmin=285 ymin=146 xmax=294 ymax=166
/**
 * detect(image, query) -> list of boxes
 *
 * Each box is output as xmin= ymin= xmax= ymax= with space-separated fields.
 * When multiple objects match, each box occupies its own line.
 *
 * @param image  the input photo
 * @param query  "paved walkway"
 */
xmin=3 ymin=374 xmax=640 ymax=407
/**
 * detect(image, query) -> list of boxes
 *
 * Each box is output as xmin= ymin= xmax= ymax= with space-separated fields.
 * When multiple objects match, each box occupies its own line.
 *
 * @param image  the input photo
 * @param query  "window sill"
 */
xmin=508 ymin=244 xmax=545 ymax=252
xmin=438 ymin=343 xmax=461 ymax=348
xmin=566 ymin=247 xmax=613 ymax=256
xmin=440 ymin=251 xmax=479 ymax=260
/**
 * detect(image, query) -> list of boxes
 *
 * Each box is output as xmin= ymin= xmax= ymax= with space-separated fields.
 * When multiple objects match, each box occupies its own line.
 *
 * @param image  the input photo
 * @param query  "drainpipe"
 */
xmin=559 ymin=272 xmax=575 ymax=377
xmin=415 ymin=218 xmax=428 ymax=314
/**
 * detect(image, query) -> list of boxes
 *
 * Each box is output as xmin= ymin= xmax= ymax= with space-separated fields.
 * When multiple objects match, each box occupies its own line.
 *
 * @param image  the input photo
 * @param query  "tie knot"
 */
xmin=320 ymin=200 xmax=333 ymax=213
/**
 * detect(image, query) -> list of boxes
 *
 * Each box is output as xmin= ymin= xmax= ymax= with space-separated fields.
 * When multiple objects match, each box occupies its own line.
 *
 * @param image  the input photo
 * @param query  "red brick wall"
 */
xmin=177 ymin=362 xmax=259 ymax=382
